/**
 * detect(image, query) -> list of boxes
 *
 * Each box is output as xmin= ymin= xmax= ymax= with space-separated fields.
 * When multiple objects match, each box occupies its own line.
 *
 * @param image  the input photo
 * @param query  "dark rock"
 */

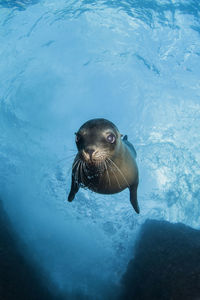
xmin=0 ymin=200 xmax=61 ymax=300
xmin=120 ymin=219 xmax=200 ymax=300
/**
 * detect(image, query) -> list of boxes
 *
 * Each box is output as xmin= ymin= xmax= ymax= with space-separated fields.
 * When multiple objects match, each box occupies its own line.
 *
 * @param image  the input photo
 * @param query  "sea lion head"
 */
xmin=75 ymin=118 xmax=121 ymax=165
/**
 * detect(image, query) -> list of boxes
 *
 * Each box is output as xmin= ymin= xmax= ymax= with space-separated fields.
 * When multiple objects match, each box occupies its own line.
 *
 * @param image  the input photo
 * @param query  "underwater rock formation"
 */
xmin=0 ymin=200 xmax=60 ymax=300
xmin=120 ymin=219 xmax=200 ymax=300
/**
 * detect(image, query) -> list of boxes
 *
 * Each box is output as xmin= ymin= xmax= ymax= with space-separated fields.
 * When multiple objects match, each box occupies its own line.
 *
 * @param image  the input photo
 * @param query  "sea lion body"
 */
xmin=68 ymin=119 xmax=139 ymax=213
xmin=78 ymin=136 xmax=138 ymax=195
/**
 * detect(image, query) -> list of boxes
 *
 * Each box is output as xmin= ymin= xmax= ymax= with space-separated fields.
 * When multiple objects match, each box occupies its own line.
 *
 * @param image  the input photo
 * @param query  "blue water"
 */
xmin=0 ymin=0 xmax=200 ymax=298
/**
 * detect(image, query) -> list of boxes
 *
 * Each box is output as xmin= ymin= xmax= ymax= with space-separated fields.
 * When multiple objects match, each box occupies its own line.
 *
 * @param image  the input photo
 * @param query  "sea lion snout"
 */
xmin=82 ymin=148 xmax=106 ymax=163
xmin=84 ymin=148 xmax=95 ymax=161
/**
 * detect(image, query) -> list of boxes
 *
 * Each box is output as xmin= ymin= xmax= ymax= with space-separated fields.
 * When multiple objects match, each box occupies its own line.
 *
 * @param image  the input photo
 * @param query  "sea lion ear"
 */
xmin=74 ymin=132 xmax=77 ymax=135
xmin=123 ymin=135 xmax=128 ymax=141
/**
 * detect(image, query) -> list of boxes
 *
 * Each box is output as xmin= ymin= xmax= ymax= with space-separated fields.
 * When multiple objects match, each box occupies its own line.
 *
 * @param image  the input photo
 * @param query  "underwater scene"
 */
xmin=0 ymin=0 xmax=200 ymax=299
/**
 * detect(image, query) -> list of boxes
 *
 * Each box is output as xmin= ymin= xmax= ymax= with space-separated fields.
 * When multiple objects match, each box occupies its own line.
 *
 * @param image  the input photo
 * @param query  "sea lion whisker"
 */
xmin=105 ymin=159 xmax=122 ymax=189
xmin=101 ymin=160 xmax=106 ymax=174
xmin=72 ymin=158 xmax=81 ymax=171
xmin=57 ymin=154 xmax=76 ymax=164
xmin=104 ymin=160 xmax=111 ymax=187
xmin=69 ymin=149 xmax=77 ymax=152
xmin=107 ymin=157 xmax=130 ymax=188
xmin=108 ymin=157 xmax=129 ymax=187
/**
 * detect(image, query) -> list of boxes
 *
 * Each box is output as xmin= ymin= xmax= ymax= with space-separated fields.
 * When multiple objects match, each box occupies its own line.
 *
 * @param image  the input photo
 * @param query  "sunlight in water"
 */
xmin=0 ymin=0 xmax=200 ymax=298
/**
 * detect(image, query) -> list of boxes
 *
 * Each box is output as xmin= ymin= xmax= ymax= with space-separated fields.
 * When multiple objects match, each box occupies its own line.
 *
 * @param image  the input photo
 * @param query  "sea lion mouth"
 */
xmin=83 ymin=157 xmax=105 ymax=167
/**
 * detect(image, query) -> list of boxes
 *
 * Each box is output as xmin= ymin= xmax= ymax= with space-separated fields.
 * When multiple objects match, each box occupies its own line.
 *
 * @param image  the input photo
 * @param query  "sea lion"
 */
xmin=68 ymin=118 xmax=139 ymax=213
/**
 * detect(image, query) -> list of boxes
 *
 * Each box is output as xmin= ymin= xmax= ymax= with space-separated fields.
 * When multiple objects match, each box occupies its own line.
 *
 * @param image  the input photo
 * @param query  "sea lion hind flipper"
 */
xmin=129 ymin=184 xmax=140 ymax=214
xmin=68 ymin=175 xmax=79 ymax=202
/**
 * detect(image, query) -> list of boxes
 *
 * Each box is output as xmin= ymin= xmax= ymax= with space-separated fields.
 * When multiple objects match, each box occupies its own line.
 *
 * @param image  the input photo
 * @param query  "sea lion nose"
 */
xmin=85 ymin=148 xmax=95 ymax=160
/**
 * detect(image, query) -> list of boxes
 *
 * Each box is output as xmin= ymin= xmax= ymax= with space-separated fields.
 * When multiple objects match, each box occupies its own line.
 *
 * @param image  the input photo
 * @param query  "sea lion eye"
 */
xmin=106 ymin=134 xmax=116 ymax=143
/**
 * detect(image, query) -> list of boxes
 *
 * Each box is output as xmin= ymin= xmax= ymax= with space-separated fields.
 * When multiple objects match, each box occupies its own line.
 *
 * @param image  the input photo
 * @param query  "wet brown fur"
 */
xmin=68 ymin=118 xmax=139 ymax=213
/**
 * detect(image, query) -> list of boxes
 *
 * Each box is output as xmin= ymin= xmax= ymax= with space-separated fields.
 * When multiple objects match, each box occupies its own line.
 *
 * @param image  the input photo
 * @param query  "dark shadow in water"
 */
xmin=0 ymin=199 xmax=63 ymax=300
xmin=120 ymin=219 xmax=200 ymax=300
xmin=0 ymin=198 xmax=97 ymax=299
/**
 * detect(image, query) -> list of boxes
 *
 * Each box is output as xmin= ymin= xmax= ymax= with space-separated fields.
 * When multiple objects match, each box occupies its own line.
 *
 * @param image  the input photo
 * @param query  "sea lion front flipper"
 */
xmin=68 ymin=174 xmax=79 ymax=202
xmin=129 ymin=184 xmax=140 ymax=214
